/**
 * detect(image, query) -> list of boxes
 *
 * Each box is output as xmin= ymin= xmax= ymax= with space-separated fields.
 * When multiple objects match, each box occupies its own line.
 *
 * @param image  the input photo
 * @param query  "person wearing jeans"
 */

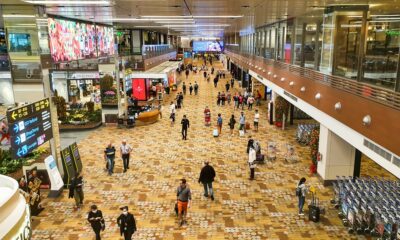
xmin=248 ymin=145 xmax=256 ymax=180
xmin=217 ymin=114 xmax=223 ymax=135
xmin=297 ymin=177 xmax=307 ymax=215
xmin=104 ymin=143 xmax=116 ymax=175
xmin=120 ymin=140 xmax=132 ymax=173
xmin=198 ymin=161 xmax=216 ymax=200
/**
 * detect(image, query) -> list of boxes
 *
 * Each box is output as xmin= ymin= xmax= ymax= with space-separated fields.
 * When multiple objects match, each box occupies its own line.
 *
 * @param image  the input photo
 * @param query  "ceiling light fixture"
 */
xmin=280 ymin=77 xmax=285 ymax=81
xmin=23 ymin=0 xmax=110 ymax=5
xmin=362 ymin=115 xmax=371 ymax=126
xmin=334 ymin=102 xmax=342 ymax=110
xmin=164 ymin=24 xmax=230 ymax=27
xmin=300 ymin=86 xmax=306 ymax=92
xmin=315 ymin=93 xmax=321 ymax=100
xmin=289 ymin=81 xmax=294 ymax=86
xmin=2 ymin=14 xmax=36 ymax=18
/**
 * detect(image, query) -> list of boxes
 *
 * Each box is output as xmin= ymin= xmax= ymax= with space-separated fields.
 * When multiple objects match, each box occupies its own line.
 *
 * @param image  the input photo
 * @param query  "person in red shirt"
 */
xmin=204 ymin=106 xmax=211 ymax=126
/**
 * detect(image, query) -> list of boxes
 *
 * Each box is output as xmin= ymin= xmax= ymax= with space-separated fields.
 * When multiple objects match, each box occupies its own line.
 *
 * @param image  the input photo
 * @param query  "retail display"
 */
xmin=296 ymin=124 xmax=319 ymax=145
xmin=267 ymin=142 xmax=277 ymax=161
xmin=332 ymin=176 xmax=400 ymax=238
xmin=284 ymin=144 xmax=298 ymax=163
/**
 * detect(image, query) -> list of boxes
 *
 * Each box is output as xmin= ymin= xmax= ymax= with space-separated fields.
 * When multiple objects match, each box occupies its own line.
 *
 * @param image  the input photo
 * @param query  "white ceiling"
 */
xmin=2 ymin=0 xmax=400 ymax=37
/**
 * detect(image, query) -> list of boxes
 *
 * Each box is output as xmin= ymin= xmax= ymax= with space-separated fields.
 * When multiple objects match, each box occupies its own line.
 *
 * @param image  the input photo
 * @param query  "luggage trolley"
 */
xmin=267 ymin=142 xmax=277 ymax=161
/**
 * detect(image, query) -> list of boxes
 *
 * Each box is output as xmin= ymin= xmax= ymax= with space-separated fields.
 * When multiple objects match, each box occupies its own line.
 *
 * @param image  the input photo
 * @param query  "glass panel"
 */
xmin=362 ymin=20 xmax=399 ymax=90
xmin=294 ymin=20 xmax=304 ymax=66
xmin=320 ymin=13 xmax=335 ymax=74
xmin=333 ymin=14 xmax=363 ymax=79
xmin=304 ymin=24 xmax=317 ymax=68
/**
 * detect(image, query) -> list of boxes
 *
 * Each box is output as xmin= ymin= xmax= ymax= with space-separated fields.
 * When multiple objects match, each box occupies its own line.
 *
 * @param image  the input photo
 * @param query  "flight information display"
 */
xmin=7 ymin=98 xmax=53 ymax=159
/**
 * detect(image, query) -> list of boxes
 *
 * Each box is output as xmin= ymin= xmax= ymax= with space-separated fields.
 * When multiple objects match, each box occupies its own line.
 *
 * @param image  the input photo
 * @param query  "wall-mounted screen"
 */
xmin=193 ymin=41 xmax=224 ymax=52
xmin=48 ymin=18 xmax=96 ymax=62
xmin=8 ymin=33 xmax=31 ymax=52
xmin=96 ymin=25 xmax=115 ymax=57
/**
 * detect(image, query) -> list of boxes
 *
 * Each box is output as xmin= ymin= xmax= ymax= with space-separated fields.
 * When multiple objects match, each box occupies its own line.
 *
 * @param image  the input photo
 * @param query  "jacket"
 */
xmin=88 ymin=210 xmax=104 ymax=230
xmin=198 ymin=165 xmax=216 ymax=183
xmin=117 ymin=213 xmax=137 ymax=235
xmin=248 ymin=148 xmax=256 ymax=169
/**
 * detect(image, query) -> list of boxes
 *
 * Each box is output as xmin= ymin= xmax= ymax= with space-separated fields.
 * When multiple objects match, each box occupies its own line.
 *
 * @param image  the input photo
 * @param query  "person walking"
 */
xmin=217 ymin=92 xmax=221 ymax=106
xmin=176 ymin=94 xmax=182 ymax=109
xmin=239 ymin=112 xmax=246 ymax=133
xmin=176 ymin=178 xmax=192 ymax=226
xmin=254 ymin=109 xmax=260 ymax=132
xmin=256 ymin=90 xmax=262 ymax=106
xmin=227 ymin=91 xmax=231 ymax=105
xmin=238 ymin=94 xmax=244 ymax=110
xmin=185 ymin=69 xmax=190 ymax=79
xmin=69 ymin=173 xmax=84 ymax=209
xmin=203 ymin=71 xmax=207 ymax=80
xmin=170 ymin=101 xmax=176 ymax=126
xmin=204 ymin=106 xmax=211 ymax=126
xmin=181 ymin=115 xmax=190 ymax=140
xmin=207 ymin=74 xmax=210 ymax=83
xmin=189 ymin=83 xmax=193 ymax=95
xmin=213 ymin=76 xmax=218 ymax=88
xmin=233 ymin=94 xmax=239 ymax=110
xmin=217 ymin=113 xmax=223 ymax=135
xmin=104 ymin=143 xmax=116 ymax=175
xmin=194 ymin=82 xmax=199 ymax=95
xmin=117 ymin=206 xmax=137 ymax=240
xmin=230 ymin=78 xmax=234 ymax=88
xmin=88 ymin=205 xmax=105 ymax=240
xmin=182 ymin=82 xmax=187 ymax=95
xmin=120 ymin=140 xmax=132 ymax=173
xmin=248 ymin=144 xmax=256 ymax=180
xmin=225 ymin=81 xmax=230 ymax=92
xmin=198 ymin=162 xmax=216 ymax=201
xmin=221 ymin=92 xmax=226 ymax=106
xmin=296 ymin=178 xmax=307 ymax=216
xmin=247 ymin=95 xmax=255 ymax=110
xmin=228 ymin=114 xmax=236 ymax=136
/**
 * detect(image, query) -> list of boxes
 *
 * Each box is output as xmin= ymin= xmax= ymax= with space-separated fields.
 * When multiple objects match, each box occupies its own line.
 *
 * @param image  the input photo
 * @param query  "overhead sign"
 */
xmin=7 ymin=99 xmax=53 ymax=158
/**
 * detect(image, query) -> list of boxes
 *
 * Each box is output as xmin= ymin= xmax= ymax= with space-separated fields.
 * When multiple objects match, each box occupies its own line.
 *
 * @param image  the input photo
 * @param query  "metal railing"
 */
xmin=226 ymin=49 xmax=400 ymax=111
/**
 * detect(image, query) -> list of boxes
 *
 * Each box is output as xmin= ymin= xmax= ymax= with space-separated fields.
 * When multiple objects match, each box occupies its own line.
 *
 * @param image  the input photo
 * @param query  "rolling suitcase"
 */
xmin=256 ymin=154 xmax=265 ymax=163
xmin=213 ymin=129 xmax=219 ymax=137
xmin=309 ymin=192 xmax=320 ymax=222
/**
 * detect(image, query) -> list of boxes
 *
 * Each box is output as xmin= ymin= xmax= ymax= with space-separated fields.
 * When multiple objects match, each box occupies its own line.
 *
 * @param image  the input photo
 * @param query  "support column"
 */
xmin=317 ymin=125 xmax=356 ymax=185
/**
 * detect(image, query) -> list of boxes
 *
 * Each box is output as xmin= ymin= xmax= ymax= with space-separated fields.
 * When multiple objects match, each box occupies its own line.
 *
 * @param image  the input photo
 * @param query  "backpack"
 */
xmin=296 ymin=186 xmax=301 ymax=196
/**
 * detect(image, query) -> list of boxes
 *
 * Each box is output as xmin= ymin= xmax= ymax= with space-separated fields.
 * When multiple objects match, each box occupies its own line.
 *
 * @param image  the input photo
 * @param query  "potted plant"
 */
xmin=53 ymin=96 xmax=67 ymax=121
xmin=274 ymin=96 xmax=290 ymax=128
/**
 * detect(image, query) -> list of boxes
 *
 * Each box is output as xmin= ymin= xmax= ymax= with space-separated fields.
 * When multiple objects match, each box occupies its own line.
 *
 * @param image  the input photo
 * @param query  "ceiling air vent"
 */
xmin=393 ymin=156 xmax=400 ymax=168
xmin=363 ymin=139 xmax=392 ymax=161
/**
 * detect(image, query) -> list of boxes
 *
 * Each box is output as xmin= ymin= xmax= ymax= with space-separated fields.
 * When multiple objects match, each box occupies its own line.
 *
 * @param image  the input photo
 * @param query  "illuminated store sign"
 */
xmin=7 ymin=99 xmax=53 ymax=158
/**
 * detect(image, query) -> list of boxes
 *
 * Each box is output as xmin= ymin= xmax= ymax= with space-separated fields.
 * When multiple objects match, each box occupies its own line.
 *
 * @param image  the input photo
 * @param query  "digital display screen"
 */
xmin=132 ymin=78 xmax=147 ymax=101
xmin=96 ymin=25 xmax=115 ymax=57
xmin=8 ymin=33 xmax=31 ymax=52
xmin=193 ymin=41 xmax=224 ymax=52
xmin=48 ymin=17 xmax=115 ymax=62
xmin=7 ymin=99 xmax=53 ymax=159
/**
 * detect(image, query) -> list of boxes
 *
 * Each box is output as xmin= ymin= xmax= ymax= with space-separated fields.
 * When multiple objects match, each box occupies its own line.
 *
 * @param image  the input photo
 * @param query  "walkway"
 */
xmin=31 ymin=61 xmax=358 ymax=240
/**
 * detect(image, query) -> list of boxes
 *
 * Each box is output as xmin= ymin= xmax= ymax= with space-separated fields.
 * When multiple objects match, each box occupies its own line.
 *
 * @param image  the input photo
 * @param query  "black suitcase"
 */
xmin=308 ymin=193 xmax=320 ymax=222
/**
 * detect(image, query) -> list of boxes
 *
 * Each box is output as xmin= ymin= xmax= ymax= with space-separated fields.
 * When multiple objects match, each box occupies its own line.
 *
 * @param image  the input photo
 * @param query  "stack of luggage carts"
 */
xmin=296 ymin=124 xmax=319 ymax=145
xmin=284 ymin=144 xmax=298 ymax=163
xmin=332 ymin=176 xmax=400 ymax=239
xmin=267 ymin=142 xmax=277 ymax=161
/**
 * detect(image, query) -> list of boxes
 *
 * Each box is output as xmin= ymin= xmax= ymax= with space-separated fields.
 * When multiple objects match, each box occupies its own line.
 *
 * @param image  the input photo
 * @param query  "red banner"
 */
xmin=132 ymin=78 xmax=146 ymax=100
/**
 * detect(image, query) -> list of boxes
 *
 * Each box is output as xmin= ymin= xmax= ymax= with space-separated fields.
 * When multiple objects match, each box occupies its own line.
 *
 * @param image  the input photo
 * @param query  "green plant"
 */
xmin=53 ymin=96 xmax=67 ymax=120
xmin=87 ymin=109 xmax=102 ymax=122
xmin=310 ymin=126 xmax=320 ymax=166
xmin=275 ymin=96 xmax=290 ymax=122
xmin=100 ymin=74 xmax=114 ymax=92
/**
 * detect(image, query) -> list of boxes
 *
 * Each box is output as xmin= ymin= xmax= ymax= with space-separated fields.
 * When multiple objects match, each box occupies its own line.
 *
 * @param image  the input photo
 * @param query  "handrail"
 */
xmin=225 ymin=49 xmax=400 ymax=111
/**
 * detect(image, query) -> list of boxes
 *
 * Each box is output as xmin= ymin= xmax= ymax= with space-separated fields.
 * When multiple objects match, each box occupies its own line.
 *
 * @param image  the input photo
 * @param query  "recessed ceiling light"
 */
xmin=23 ymin=0 xmax=110 ymax=5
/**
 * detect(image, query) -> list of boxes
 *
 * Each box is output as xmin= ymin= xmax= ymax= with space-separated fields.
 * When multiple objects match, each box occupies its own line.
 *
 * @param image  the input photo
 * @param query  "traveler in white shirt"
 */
xmin=254 ymin=109 xmax=260 ymax=132
xmin=170 ymin=101 xmax=176 ymax=126
xmin=120 ymin=140 xmax=132 ymax=173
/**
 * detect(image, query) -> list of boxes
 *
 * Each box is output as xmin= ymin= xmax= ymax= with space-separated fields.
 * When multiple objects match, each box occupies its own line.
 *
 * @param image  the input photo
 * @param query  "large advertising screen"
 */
xmin=96 ymin=25 xmax=115 ymax=57
xmin=48 ymin=17 xmax=114 ymax=62
xmin=193 ymin=41 xmax=224 ymax=52
xmin=132 ymin=78 xmax=147 ymax=101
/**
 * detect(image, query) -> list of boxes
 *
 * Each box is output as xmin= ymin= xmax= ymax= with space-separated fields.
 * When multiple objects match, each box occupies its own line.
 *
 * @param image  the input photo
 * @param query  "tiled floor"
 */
xmin=31 ymin=61 xmax=369 ymax=240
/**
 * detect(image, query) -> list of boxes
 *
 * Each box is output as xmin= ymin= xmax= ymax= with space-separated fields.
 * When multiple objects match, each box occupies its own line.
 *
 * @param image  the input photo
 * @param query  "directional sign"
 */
xmin=7 ymin=98 xmax=53 ymax=159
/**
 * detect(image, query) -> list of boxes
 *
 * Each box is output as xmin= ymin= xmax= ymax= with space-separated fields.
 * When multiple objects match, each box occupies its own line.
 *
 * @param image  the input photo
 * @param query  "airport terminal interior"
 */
xmin=0 ymin=0 xmax=399 ymax=240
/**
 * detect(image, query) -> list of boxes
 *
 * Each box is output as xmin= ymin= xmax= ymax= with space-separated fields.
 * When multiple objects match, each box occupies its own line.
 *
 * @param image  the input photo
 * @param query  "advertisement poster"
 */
xmin=96 ymin=25 xmax=115 ymax=57
xmin=193 ymin=41 xmax=224 ymax=52
xmin=44 ymin=155 xmax=64 ymax=191
xmin=132 ymin=78 xmax=147 ymax=101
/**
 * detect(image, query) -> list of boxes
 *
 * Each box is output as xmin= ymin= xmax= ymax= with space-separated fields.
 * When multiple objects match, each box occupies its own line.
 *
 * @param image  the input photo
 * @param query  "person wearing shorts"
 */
xmin=176 ymin=178 xmax=191 ymax=227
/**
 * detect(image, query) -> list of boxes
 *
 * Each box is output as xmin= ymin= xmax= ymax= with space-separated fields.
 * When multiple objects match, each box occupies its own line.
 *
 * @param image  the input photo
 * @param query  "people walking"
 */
xmin=188 ymin=83 xmax=193 ymax=95
xmin=198 ymin=162 xmax=216 ymax=201
xmin=228 ymin=115 xmax=236 ymax=135
xmin=117 ymin=206 xmax=137 ymax=240
xmin=230 ymin=78 xmax=234 ymax=88
xmin=217 ymin=113 xmax=223 ymax=135
xmin=233 ymin=94 xmax=239 ymax=110
xmin=185 ymin=69 xmax=189 ymax=79
xmin=248 ymin=144 xmax=256 ymax=180
xmin=204 ymin=106 xmax=211 ymax=126
xmin=296 ymin=178 xmax=307 ymax=216
xmin=194 ymin=82 xmax=199 ymax=95
xmin=254 ymin=109 xmax=260 ymax=132
xmin=225 ymin=81 xmax=230 ymax=92
xmin=120 ymin=140 xmax=132 ymax=173
xmin=247 ymin=95 xmax=255 ymax=110
xmin=239 ymin=112 xmax=246 ymax=133
xmin=170 ymin=101 xmax=176 ymax=126
xmin=69 ymin=173 xmax=84 ymax=209
xmin=104 ymin=143 xmax=116 ymax=175
xmin=176 ymin=179 xmax=192 ymax=226
xmin=227 ymin=91 xmax=231 ymax=105
xmin=181 ymin=115 xmax=190 ymax=140
xmin=221 ymin=92 xmax=226 ymax=106
xmin=182 ymin=82 xmax=187 ymax=95
xmin=88 ymin=205 xmax=105 ymax=240
xmin=213 ymin=76 xmax=218 ymax=88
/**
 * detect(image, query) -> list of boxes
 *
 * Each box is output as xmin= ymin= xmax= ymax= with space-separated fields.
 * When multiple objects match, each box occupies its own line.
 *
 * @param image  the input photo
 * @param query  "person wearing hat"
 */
xmin=117 ymin=206 xmax=137 ymax=240
xmin=120 ymin=139 xmax=132 ymax=173
xmin=198 ymin=161 xmax=216 ymax=200
xmin=176 ymin=178 xmax=192 ymax=226
xmin=87 ymin=205 xmax=104 ymax=240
